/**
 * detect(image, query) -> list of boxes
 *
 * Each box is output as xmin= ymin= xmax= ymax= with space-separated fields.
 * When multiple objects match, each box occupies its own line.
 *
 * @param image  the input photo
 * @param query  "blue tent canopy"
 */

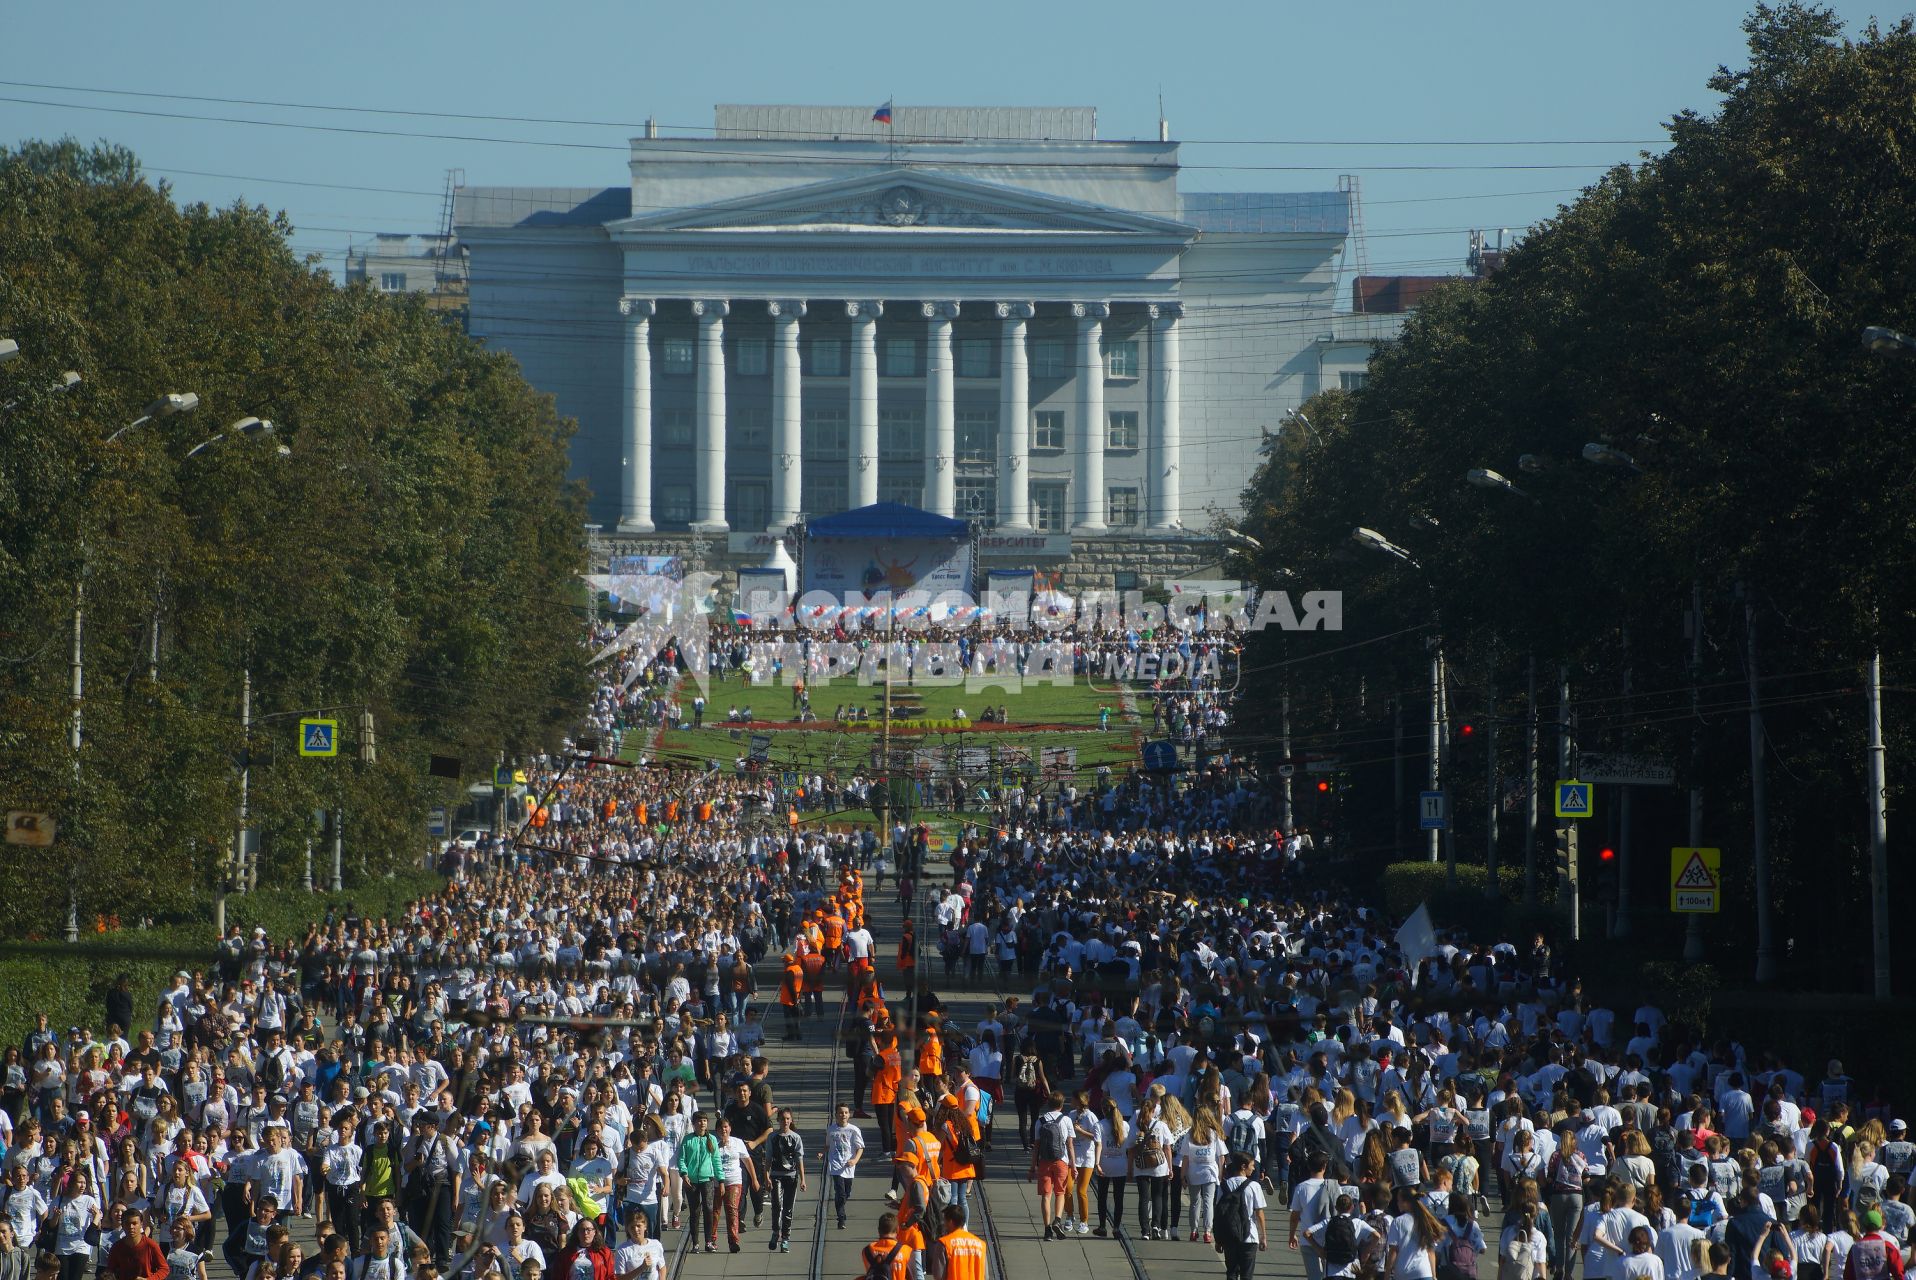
xmin=806 ymin=502 xmax=968 ymax=540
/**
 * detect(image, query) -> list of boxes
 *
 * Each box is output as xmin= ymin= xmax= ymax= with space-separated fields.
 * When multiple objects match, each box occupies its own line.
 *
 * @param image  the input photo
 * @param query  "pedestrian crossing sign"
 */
xmin=1670 ymin=846 xmax=1721 ymax=913
xmin=299 ymin=718 xmax=338 ymax=757
xmin=1554 ymin=780 xmax=1593 ymax=819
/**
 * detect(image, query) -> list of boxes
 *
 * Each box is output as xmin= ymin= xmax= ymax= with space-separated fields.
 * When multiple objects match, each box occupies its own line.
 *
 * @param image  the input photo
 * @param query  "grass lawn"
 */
xmin=632 ymin=677 xmax=1148 ymax=783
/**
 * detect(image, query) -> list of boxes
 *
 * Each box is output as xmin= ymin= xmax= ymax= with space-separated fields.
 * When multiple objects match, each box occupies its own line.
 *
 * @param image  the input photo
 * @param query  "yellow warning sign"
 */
xmin=1670 ymin=846 xmax=1721 ymax=913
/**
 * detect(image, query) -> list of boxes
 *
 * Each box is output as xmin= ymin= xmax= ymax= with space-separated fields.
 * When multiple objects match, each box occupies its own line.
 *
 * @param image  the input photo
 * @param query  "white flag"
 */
xmin=1395 ymin=902 xmax=1438 ymax=987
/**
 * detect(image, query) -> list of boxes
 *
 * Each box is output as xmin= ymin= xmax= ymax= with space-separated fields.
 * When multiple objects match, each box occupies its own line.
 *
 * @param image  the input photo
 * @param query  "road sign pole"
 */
xmin=1746 ymin=591 xmax=1777 ymax=983
xmin=1558 ymin=665 xmax=1579 ymax=942
xmin=1524 ymin=654 xmax=1540 ymax=906
xmin=1485 ymin=672 xmax=1499 ymax=899
xmin=1867 ymin=649 xmax=1891 ymax=1000
xmin=1685 ymin=582 xmax=1706 ymax=962
xmin=1280 ymin=686 xmax=1294 ymax=832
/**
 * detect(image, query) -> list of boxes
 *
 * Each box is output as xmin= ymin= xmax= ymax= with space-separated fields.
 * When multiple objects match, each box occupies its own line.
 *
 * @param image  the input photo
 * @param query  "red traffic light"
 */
xmin=1598 ymin=846 xmax=1617 ymax=862
xmin=1316 ymin=779 xmax=1331 ymax=793
xmin=1459 ymin=723 xmax=1475 ymax=738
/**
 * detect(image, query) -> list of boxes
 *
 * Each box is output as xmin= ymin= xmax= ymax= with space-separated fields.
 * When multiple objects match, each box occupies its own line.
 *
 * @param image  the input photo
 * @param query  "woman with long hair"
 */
xmin=1094 ymin=1098 xmax=1130 ymax=1237
xmin=1180 ymin=1105 xmax=1228 ymax=1245
xmin=1387 ymin=1190 xmax=1448 ymax=1280
xmin=1157 ymin=1087 xmax=1195 ymax=1236
xmin=1128 ymin=1095 xmax=1176 ymax=1241
xmin=1360 ymin=1128 xmax=1393 ymax=1189
xmin=550 ymin=1216 xmax=614 ymax=1280
xmin=1068 ymin=1090 xmax=1099 ymax=1238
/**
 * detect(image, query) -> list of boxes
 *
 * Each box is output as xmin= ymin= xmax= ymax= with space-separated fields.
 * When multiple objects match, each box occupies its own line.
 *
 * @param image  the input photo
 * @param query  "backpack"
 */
xmin=1498 ymin=1230 xmax=1542 ymax=1280
xmin=1227 ymin=1114 xmax=1262 ymax=1161
xmin=1134 ymin=1128 xmax=1165 ymax=1168
xmin=862 ymin=1238 xmax=907 ymax=1280
xmin=1809 ymin=1140 xmax=1842 ymax=1192
xmin=975 ymin=1092 xmax=994 ymax=1128
xmin=1687 ymin=1197 xmax=1721 ymax=1231
xmin=1441 ymin=1152 xmax=1478 ymax=1199
xmin=1324 ymin=1213 xmax=1359 ymax=1268
xmin=1847 ymin=1237 xmax=1892 ymax=1280
xmin=1650 ymin=1127 xmax=1681 ymax=1190
xmin=1445 ymin=1229 xmax=1479 ymax=1279
xmin=1214 ymin=1179 xmax=1255 ymax=1250
xmin=1035 ymin=1114 xmax=1068 ymax=1164
xmin=946 ymin=1118 xmax=982 ymax=1168
xmin=1017 ymin=1057 xmax=1040 ymax=1090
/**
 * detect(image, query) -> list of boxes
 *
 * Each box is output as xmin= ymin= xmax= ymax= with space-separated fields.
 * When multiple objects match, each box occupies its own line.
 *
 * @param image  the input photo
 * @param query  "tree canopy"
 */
xmin=0 ymin=140 xmax=590 ymax=934
xmin=1231 ymin=5 xmax=1916 ymax=986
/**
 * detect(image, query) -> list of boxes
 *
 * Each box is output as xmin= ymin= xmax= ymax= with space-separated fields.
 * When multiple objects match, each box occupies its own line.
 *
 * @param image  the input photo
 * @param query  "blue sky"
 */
xmin=0 ymin=1 xmax=1897 ymax=286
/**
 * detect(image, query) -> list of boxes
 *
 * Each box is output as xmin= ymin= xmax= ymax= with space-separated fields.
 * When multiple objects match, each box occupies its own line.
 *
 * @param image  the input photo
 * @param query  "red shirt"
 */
xmin=105 ymin=1235 xmax=170 ymax=1280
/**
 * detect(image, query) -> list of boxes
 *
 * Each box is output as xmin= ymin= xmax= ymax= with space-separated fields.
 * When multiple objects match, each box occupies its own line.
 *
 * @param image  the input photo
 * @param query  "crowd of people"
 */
xmin=4 ymin=603 xmax=1907 ymax=1280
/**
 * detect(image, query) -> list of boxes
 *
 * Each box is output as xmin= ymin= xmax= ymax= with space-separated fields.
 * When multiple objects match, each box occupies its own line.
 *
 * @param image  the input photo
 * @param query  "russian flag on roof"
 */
xmin=872 ymin=100 xmax=894 ymax=125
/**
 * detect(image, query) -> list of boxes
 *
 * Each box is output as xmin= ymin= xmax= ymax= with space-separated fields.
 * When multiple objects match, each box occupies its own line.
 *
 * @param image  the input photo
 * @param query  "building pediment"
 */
xmin=609 ymin=170 xmax=1194 ymax=239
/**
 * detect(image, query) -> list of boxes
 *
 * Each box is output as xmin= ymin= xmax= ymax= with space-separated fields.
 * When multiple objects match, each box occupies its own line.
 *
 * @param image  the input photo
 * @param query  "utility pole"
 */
xmin=1684 ymin=585 xmax=1706 ymax=962
xmin=67 ymin=574 xmax=84 ymax=942
xmin=1524 ymin=654 xmax=1539 ymax=906
xmin=1393 ymin=695 xmax=1405 ymax=858
xmin=1616 ymin=631 xmax=1634 ymax=938
xmin=1744 ymin=587 xmax=1777 ymax=984
xmin=1866 ymin=648 xmax=1890 ymax=999
xmin=331 ymin=808 xmax=344 ymax=893
xmin=1485 ymin=671 xmax=1499 ymax=898
xmin=1428 ymin=645 xmax=1442 ymax=863
xmin=1440 ymin=651 xmax=1457 ymax=884
xmin=237 ymin=665 xmax=252 ymax=891
xmin=1280 ymin=685 xmax=1294 ymax=831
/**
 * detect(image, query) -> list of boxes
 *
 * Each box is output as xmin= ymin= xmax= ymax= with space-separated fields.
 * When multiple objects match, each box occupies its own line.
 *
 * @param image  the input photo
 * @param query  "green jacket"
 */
xmin=677 ymin=1134 xmax=723 ymax=1184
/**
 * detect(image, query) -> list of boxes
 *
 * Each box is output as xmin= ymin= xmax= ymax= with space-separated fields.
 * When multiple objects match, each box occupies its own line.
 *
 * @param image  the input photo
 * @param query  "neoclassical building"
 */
xmin=456 ymin=105 xmax=1373 ymax=585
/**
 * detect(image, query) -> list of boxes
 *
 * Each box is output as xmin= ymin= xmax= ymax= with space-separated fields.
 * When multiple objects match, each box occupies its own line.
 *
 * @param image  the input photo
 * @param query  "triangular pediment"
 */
xmin=608 ymin=170 xmax=1194 ymax=237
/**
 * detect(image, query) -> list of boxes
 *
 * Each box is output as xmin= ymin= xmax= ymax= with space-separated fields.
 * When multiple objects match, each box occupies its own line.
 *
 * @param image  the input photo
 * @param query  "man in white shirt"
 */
xmin=1289 ymin=1150 xmax=1339 ymax=1280
xmin=1223 ymin=1152 xmax=1269 ymax=1280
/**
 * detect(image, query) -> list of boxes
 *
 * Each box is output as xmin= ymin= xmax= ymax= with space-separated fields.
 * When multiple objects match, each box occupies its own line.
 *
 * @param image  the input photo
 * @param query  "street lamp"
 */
xmin=1467 ymin=467 xmax=1530 ymax=499
xmin=105 ymin=392 xmax=200 ymax=444
xmin=1581 ymin=442 xmax=1642 ymax=474
xmin=0 ymin=338 xmax=17 ymax=364
xmin=185 ymin=416 xmax=277 ymax=459
xmin=1353 ymin=526 xmax=1444 ymax=871
xmin=1862 ymin=325 xmax=1915 ymax=357
xmin=1221 ymin=528 xmax=1262 ymax=551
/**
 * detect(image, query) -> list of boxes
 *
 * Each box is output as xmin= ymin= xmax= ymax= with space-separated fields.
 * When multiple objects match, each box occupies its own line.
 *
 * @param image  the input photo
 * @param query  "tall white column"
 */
xmin=922 ymin=301 xmax=959 ymax=517
xmin=691 ymin=299 xmax=730 ymax=531
xmin=848 ymin=300 xmax=882 ymax=508
xmin=1149 ymin=301 xmax=1183 ymax=531
xmin=996 ymin=301 xmax=1034 ymax=529
xmin=617 ymin=297 xmax=656 ymax=532
xmin=769 ymin=299 xmax=805 ymax=529
xmin=1072 ymin=301 xmax=1110 ymax=533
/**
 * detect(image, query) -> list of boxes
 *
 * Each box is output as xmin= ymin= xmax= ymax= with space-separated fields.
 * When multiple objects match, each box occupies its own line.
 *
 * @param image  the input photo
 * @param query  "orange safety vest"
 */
xmin=939 ymin=1111 xmax=980 ymax=1182
xmin=779 ymin=963 xmax=803 ymax=1005
xmin=861 ymin=1239 xmax=912 ymax=1280
xmin=822 ymin=912 xmax=846 ymax=949
xmin=871 ymin=1046 xmax=901 ymax=1106
xmin=666 ymin=799 xmax=680 ymax=823
xmin=916 ymin=1031 xmax=942 ymax=1078
xmin=697 ymin=801 xmax=712 ymax=823
xmin=634 ymin=801 xmax=648 ymax=825
xmin=937 ymin=1229 xmax=987 ymax=1280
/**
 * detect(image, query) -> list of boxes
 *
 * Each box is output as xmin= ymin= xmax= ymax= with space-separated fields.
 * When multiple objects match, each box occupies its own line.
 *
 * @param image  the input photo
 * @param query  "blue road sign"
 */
xmin=1141 ymin=739 xmax=1180 ymax=772
xmin=299 ymin=719 xmax=337 ymax=757
xmin=1419 ymin=791 xmax=1448 ymax=830
xmin=1555 ymin=780 xmax=1594 ymax=819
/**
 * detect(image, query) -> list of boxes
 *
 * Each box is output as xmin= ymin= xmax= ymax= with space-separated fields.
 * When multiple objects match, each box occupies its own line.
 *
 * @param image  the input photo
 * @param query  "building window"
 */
xmin=658 ymin=409 xmax=694 ymax=448
xmin=882 ymin=337 xmax=918 ymax=378
xmin=956 ymin=338 xmax=993 ymax=379
xmin=802 ymin=407 xmax=848 ymax=456
xmin=956 ymin=410 xmax=997 ymax=465
xmin=731 ymin=407 xmax=769 ymax=448
xmin=731 ymin=481 xmax=769 ymax=530
xmin=1107 ymin=487 xmax=1141 ymax=526
xmin=1029 ymin=337 xmax=1067 ymax=379
xmin=1340 ymin=371 xmax=1370 ymax=391
xmin=956 ymin=478 xmax=997 ymax=524
xmin=809 ymin=337 xmax=844 ymax=377
xmin=661 ymin=337 xmax=695 ymax=376
xmin=378 ymin=272 xmax=406 ymax=292
xmin=734 ymin=337 xmax=768 ymax=376
xmin=1104 ymin=338 xmax=1140 ymax=380
xmin=1032 ymin=410 xmax=1065 ymax=451
xmin=1031 ymin=484 xmax=1068 ymax=533
xmin=659 ymin=484 xmax=693 ymax=524
xmin=880 ymin=475 xmax=923 ymax=508
xmin=801 ymin=473 xmax=847 ymax=516
xmin=1107 ymin=410 xmax=1140 ymax=451
xmin=879 ymin=408 xmax=923 ymax=460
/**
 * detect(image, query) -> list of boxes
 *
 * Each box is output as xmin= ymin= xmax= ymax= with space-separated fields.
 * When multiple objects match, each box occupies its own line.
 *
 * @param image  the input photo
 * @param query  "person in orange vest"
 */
xmin=777 ymin=953 xmax=804 ymax=1043
xmin=887 ymin=1067 xmax=926 ymax=1202
xmin=870 ymin=1027 xmax=902 ymax=1154
xmin=821 ymin=905 xmax=846 ymax=971
xmin=935 ymin=1092 xmax=983 ymax=1221
xmin=897 ymin=919 xmax=916 ymax=984
xmin=934 ymin=1204 xmax=987 ymax=1280
xmin=798 ymin=939 xmax=825 ymax=1019
xmin=801 ymin=912 xmax=825 ymax=958
xmin=889 ymin=1107 xmax=940 ymax=1217
xmin=916 ymin=1018 xmax=944 ymax=1080
xmin=860 ymin=1212 xmax=913 ymax=1280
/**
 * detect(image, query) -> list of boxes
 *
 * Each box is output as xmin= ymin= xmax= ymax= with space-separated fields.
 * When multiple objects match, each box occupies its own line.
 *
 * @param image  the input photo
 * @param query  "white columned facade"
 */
xmin=768 ymin=299 xmax=805 ymax=529
xmin=996 ymin=301 xmax=1034 ymax=529
xmin=617 ymin=297 xmax=656 ymax=532
xmin=1149 ymin=301 xmax=1183 ymax=530
xmin=847 ymin=300 xmax=882 ymax=508
xmin=1072 ymin=301 xmax=1111 ymax=532
xmin=922 ymin=301 xmax=959 ymax=517
xmin=691 ymin=299 xmax=730 ymax=531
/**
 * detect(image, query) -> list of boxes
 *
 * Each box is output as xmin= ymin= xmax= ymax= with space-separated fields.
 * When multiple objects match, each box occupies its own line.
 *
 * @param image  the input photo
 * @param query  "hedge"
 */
xmin=0 ymin=870 xmax=447 ymax=1048
xmin=1379 ymin=860 xmax=1562 ymax=942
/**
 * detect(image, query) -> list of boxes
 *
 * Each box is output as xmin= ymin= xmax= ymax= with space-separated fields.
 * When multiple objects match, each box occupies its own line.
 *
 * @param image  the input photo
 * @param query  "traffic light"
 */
xmin=1596 ymin=845 xmax=1619 ymax=903
xmin=1316 ymin=778 xmax=1332 ymax=793
xmin=1459 ymin=722 xmax=1475 ymax=739
xmin=1598 ymin=845 xmax=1616 ymax=863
